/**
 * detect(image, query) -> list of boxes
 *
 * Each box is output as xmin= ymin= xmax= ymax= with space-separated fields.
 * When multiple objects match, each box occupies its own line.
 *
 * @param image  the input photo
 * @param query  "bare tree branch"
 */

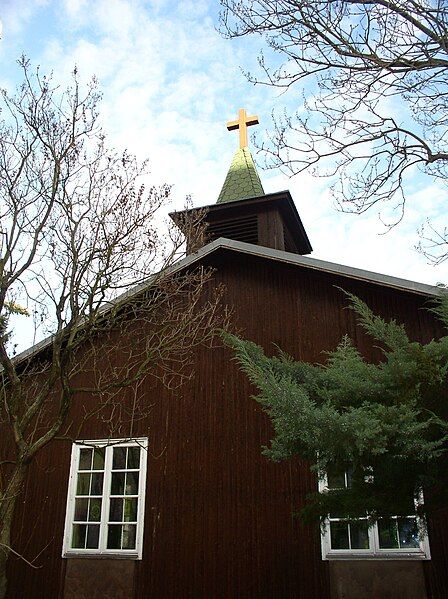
xmin=219 ymin=0 xmax=448 ymax=261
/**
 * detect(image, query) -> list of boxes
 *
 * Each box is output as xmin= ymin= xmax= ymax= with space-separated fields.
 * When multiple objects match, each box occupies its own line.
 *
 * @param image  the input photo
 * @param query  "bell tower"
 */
xmin=170 ymin=108 xmax=312 ymax=256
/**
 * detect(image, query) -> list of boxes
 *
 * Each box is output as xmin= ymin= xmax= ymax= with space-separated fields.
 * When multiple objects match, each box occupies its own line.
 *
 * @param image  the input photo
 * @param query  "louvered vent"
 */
xmin=207 ymin=214 xmax=258 ymax=244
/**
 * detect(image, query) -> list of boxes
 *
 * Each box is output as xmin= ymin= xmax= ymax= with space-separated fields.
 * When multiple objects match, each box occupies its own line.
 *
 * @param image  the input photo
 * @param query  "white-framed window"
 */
xmin=319 ymin=469 xmax=431 ymax=560
xmin=62 ymin=438 xmax=148 ymax=559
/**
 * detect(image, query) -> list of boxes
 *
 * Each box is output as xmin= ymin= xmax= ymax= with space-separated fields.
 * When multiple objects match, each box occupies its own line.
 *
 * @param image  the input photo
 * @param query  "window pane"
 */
xmin=378 ymin=518 xmax=399 ymax=549
xmin=349 ymin=521 xmax=370 ymax=550
xmin=127 ymin=447 xmax=140 ymax=469
xmin=88 ymin=498 xmax=102 ymax=522
xmin=72 ymin=524 xmax=86 ymax=548
xmin=74 ymin=498 xmax=88 ymax=521
xmin=109 ymin=498 xmax=123 ymax=522
xmin=124 ymin=498 xmax=138 ymax=522
xmin=345 ymin=468 xmax=353 ymax=488
xmin=113 ymin=447 xmax=127 ymax=470
xmin=125 ymin=472 xmax=139 ymax=495
xmin=79 ymin=449 xmax=92 ymax=470
xmin=398 ymin=518 xmax=420 ymax=549
xmin=111 ymin=472 xmax=125 ymax=495
xmin=327 ymin=471 xmax=346 ymax=489
xmin=107 ymin=525 xmax=122 ymax=549
xmin=93 ymin=448 xmax=105 ymax=470
xmin=330 ymin=521 xmax=350 ymax=549
xmin=86 ymin=524 xmax=100 ymax=549
xmin=122 ymin=524 xmax=136 ymax=549
xmin=76 ymin=473 xmax=91 ymax=496
xmin=90 ymin=472 xmax=104 ymax=496
xmin=329 ymin=507 xmax=348 ymax=519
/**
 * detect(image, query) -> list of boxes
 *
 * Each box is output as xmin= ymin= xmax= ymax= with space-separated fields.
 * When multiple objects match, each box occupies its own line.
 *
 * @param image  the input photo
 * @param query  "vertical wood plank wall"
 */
xmin=257 ymin=209 xmax=285 ymax=251
xmin=3 ymin=250 xmax=447 ymax=598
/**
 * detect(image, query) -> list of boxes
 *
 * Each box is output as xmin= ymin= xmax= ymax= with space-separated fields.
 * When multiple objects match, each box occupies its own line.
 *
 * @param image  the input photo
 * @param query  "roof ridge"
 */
xmin=244 ymin=147 xmax=262 ymax=192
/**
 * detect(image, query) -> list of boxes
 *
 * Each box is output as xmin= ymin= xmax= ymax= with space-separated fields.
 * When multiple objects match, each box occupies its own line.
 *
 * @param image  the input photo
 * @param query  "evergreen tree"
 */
xmin=223 ymin=292 xmax=448 ymax=524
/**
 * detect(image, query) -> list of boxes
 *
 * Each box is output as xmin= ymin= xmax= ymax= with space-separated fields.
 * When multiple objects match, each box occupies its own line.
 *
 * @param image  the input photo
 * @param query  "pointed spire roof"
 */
xmin=217 ymin=146 xmax=265 ymax=204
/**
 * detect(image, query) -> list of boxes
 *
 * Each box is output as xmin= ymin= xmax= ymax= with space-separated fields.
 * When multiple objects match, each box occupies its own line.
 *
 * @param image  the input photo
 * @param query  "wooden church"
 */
xmin=4 ymin=110 xmax=448 ymax=598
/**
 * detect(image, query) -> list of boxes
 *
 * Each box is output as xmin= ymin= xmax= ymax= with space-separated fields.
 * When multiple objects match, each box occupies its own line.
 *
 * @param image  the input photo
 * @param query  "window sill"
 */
xmin=63 ymin=551 xmax=141 ymax=560
xmin=323 ymin=552 xmax=430 ymax=561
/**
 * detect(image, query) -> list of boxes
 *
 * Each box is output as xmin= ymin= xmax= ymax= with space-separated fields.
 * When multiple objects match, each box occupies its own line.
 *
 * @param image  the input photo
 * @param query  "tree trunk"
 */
xmin=0 ymin=464 xmax=27 ymax=599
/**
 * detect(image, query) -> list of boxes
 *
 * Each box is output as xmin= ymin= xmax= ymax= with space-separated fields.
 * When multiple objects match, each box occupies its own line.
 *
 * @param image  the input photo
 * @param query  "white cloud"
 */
xmin=63 ymin=0 xmax=88 ymax=17
xmin=0 ymin=0 xmax=49 ymax=36
xmin=1 ymin=0 xmax=447 ymax=308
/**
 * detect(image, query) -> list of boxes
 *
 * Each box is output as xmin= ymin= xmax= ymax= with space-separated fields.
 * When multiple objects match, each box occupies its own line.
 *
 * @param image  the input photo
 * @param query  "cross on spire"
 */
xmin=226 ymin=108 xmax=259 ymax=149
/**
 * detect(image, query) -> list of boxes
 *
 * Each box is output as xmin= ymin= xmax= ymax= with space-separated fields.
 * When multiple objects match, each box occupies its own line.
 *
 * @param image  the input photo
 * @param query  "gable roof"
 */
xmin=11 ymin=237 xmax=441 ymax=366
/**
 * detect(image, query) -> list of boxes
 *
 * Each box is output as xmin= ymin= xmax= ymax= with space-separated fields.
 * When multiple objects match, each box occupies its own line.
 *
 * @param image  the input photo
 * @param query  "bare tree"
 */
xmin=220 ymin=0 xmax=448 ymax=261
xmin=0 ymin=58 xmax=227 ymax=598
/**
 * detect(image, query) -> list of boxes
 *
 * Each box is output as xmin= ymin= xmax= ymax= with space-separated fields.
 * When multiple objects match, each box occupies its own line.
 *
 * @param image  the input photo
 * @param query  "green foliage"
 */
xmin=222 ymin=293 xmax=448 ymax=523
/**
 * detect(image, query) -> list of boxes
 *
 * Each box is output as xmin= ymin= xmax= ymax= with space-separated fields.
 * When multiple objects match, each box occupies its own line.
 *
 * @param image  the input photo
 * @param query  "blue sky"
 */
xmin=1 ymin=0 xmax=447 ymax=293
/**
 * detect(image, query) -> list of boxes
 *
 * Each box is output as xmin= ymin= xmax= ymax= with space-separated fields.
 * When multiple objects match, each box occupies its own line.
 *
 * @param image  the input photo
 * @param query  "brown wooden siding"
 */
xmin=3 ymin=249 xmax=447 ymax=598
xmin=258 ymin=209 xmax=285 ymax=251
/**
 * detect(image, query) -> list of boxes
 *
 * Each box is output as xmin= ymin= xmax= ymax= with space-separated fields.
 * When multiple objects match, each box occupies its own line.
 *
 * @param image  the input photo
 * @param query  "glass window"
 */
xmin=63 ymin=438 xmax=148 ymax=559
xmin=319 ymin=468 xmax=430 ymax=560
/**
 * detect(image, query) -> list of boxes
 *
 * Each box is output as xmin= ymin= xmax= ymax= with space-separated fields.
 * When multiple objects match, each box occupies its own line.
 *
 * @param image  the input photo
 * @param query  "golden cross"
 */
xmin=226 ymin=108 xmax=259 ymax=149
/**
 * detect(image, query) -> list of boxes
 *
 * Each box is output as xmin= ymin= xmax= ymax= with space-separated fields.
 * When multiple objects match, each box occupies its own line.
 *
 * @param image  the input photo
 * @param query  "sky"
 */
xmin=1 ymin=0 xmax=447 ymax=349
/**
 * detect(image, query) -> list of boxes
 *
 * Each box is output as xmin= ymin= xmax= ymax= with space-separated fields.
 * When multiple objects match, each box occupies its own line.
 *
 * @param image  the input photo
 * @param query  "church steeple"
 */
xmin=170 ymin=107 xmax=312 ymax=257
xmin=217 ymin=108 xmax=264 ymax=203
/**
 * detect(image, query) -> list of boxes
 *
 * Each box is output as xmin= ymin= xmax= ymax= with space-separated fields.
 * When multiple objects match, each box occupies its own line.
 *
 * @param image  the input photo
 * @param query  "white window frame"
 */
xmin=319 ymin=473 xmax=431 ymax=560
xmin=62 ymin=437 xmax=148 ymax=559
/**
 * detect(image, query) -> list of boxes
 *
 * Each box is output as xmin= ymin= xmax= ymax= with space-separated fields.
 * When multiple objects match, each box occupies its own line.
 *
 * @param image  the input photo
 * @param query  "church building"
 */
xmin=4 ymin=110 xmax=448 ymax=598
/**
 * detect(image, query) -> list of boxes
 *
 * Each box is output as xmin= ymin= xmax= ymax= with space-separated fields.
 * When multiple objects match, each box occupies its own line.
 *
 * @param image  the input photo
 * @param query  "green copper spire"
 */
xmin=217 ymin=146 xmax=265 ymax=203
